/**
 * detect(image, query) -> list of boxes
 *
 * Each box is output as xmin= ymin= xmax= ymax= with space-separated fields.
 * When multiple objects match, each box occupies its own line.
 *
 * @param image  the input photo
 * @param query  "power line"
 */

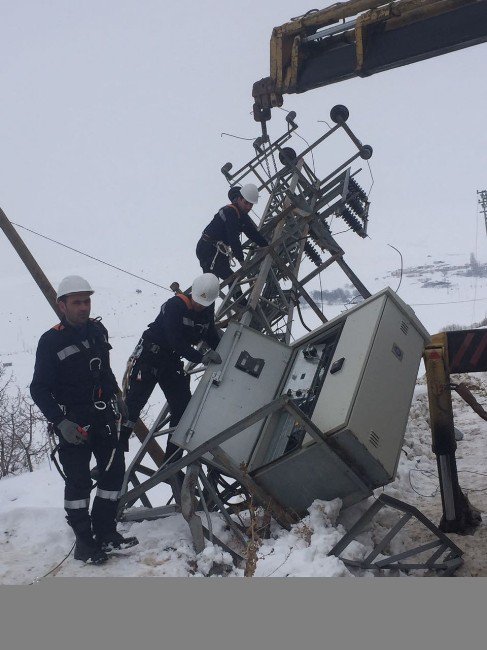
xmin=410 ymin=297 xmax=487 ymax=306
xmin=12 ymin=224 xmax=487 ymax=308
xmin=388 ymin=244 xmax=403 ymax=293
xmin=11 ymin=222 xmax=173 ymax=293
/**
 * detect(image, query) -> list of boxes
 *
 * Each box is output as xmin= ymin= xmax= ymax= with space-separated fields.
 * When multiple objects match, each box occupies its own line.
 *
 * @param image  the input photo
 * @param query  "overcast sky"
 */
xmin=1 ymin=0 xmax=487 ymax=340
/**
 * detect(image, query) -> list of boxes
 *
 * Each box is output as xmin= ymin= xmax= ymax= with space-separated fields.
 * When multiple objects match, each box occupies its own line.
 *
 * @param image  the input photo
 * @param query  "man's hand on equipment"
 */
xmin=202 ymin=349 xmax=222 ymax=365
xmin=58 ymin=419 xmax=88 ymax=445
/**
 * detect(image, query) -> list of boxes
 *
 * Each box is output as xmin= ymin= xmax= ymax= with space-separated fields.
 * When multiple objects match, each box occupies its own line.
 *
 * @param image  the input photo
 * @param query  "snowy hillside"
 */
xmin=3 ymin=246 xmax=487 ymax=391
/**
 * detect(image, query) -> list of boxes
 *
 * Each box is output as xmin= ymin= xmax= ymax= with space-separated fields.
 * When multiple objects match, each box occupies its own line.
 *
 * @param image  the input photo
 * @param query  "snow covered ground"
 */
xmin=1 ymin=370 xmax=486 ymax=583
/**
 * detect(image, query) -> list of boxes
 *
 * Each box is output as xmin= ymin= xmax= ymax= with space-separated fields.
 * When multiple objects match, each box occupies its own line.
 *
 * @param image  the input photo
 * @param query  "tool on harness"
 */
xmin=124 ymin=336 xmax=161 ymax=393
xmin=123 ymin=339 xmax=144 ymax=395
xmin=89 ymin=356 xmax=107 ymax=411
xmin=209 ymin=241 xmax=236 ymax=271
xmin=202 ymin=203 xmax=242 ymax=271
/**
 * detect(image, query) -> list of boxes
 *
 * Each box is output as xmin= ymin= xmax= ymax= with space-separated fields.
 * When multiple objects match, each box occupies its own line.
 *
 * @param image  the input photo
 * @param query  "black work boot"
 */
xmin=74 ymin=537 xmax=109 ymax=564
xmin=68 ymin=516 xmax=109 ymax=564
xmin=95 ymin=530 xmax=139 ymax=552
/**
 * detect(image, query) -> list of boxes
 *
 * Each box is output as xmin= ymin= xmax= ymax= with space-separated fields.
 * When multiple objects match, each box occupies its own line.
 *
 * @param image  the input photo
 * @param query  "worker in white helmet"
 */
xmin=122 ymin=273 xmax=222 ymax=461
xmin=30 ymin=275 xmax=138 ymax=565
xmin=196 ymin=183 xmax=268 ymax=292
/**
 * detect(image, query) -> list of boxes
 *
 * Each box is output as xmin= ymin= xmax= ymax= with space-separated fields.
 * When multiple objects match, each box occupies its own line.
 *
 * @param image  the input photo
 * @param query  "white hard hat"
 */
xmin=240 ymin=183 xmax=259 ymax=204
xmin=57 ymin=275 xmax=94 ymax=301
xmin=191 ymin=273 xmax=219 ymax=307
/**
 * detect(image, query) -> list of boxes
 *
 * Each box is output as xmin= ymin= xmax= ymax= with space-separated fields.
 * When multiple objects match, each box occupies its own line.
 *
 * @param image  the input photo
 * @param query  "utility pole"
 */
xmin=478 ymin=190 xmax=487 ymax=236
xmin=0 ymin=207 xmax=61 ymax=317
xmin=0 ymin=206 xmax=166 ymax=468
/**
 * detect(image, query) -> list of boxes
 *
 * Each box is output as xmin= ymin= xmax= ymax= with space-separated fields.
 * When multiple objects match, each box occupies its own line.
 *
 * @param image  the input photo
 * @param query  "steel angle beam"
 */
xmin=118 ymin=396 xmax=290 ymax=512
xmin=120 ymin=505 xmax=180 ymax=522
xmin=328 ymin=493 xmax=464 ymax=575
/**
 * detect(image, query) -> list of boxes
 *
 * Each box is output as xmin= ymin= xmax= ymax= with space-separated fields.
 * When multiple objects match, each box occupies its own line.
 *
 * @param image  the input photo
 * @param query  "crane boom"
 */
xmin=253 ymin=0 xmax=487 ymax=120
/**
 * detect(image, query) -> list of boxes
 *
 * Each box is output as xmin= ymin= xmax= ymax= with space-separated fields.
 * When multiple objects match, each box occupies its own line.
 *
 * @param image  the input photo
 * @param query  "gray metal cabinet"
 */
xmin=172 ymin=288 xmax=430 ymax=514
xmin=171 ymin=322 xmax=291 ymax=467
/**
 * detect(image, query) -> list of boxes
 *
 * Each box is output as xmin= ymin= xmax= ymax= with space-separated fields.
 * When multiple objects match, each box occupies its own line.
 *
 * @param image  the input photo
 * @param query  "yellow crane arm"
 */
xmin=253 ymin=0 xmax=487 ymax=120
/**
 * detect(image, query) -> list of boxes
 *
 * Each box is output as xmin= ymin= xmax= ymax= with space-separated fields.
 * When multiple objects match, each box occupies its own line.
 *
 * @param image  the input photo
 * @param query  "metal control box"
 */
xmin=311 ymin=290 xmax=429 ymax=483
xmin=172 ymin=288 xmax=430 ymax=514
xmin=250 ymin=289 xmax=430 ymax=512
xmin=171 ymin=322 xmax=291 ymax=466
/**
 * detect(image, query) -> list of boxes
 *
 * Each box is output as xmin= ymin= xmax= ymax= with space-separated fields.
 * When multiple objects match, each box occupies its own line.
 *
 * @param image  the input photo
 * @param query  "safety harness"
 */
xmin=50 ymin=319 xmax=121 ymax=484
xmin=53 ymin=318 xmax=115 ymax=414
xmin=202 ymin=204 xmax=240 ymax=271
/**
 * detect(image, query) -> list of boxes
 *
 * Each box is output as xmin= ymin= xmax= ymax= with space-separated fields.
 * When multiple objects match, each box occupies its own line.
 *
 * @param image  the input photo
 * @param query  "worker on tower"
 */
xmin=121 ymin=273 xmax=222 ymax=460
xmin=196 ymin=183 xmax=268 ymax=285
xmin=30 ymin=275 xmax=138 ymax=565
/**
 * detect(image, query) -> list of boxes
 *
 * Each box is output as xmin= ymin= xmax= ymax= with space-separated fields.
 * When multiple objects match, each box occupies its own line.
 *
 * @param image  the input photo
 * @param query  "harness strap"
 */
xmin=227 ymin=203 xmax=240 ymax=216
xmin=59 ymin=320 xmax=112 ymax=412
xmin=177 ymin=293 xmax=192 ymax=309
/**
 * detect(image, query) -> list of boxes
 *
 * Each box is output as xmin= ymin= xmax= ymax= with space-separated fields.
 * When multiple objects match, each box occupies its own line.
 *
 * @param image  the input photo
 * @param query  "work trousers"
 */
xmin=196 ymin=238 xmax=233 ymax=280
xmin=125 ymin=348 xmax=191 ymax=459
xmin=58 ymin=416 xmax=125 ymax=540
xmin=196 ymin=238 xmax=245 ymax=304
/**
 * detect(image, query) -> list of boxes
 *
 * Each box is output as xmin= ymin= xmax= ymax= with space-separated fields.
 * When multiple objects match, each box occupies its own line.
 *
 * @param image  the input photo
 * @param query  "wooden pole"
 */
xmin=1 ymin=207 xmax=60 ymax=317
xmin=0 ymin=206 xmax=166 ymax=466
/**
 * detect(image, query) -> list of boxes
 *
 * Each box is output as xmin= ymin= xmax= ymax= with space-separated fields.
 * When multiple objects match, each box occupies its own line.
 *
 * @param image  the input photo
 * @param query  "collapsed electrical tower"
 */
xmin=117 ymin=107 xmax=463 ymax=574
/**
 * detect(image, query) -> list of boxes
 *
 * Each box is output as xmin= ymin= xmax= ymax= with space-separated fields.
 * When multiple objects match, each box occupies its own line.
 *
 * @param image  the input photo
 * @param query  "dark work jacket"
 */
xmin=30 ymin=318 xmax=120 ymax=426
xmin=144 ymin=295 xmax=220 ymax=365
xmin=202 ymin=204 xmax=267 ymax=263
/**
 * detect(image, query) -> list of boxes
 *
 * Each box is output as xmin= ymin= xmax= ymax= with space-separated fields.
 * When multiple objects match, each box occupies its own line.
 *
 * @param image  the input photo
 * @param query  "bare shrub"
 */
xmin=0 ymin=367 xmax=49 ymax=478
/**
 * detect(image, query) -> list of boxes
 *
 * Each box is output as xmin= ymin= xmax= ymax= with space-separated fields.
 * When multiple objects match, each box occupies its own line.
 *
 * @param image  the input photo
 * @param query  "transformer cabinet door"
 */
xmin=312 ymin=290 xmax=429 ymax=486
xmin=171 ymin=322 xmax=292 ymax=468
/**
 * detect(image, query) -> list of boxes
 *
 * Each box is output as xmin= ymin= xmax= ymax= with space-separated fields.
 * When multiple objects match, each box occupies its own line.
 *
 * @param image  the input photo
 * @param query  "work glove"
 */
xmin=116 ymin=394 xmax=129 ymax=419
xmin=201 ymin=349 xmax=222 ymax=365
xmin=57 ymin=419 xmax=88 ymax=445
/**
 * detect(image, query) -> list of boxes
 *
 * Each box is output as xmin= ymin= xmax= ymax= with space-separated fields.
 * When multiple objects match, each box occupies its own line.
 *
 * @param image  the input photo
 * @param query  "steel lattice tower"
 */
xmin=216 ymin=105 xmax=372 ymax=341
xmin=120 ymin=105 xmax=374 ymax=518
